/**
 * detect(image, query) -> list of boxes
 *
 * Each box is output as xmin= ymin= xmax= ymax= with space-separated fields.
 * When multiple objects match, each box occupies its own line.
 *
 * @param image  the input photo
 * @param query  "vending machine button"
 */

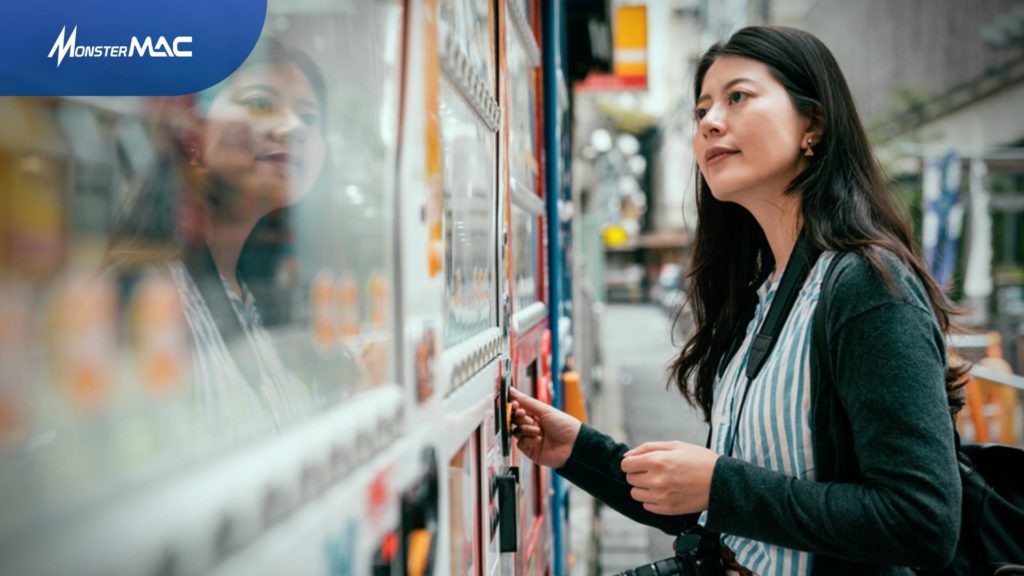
xmin=406 ymin=528 xmax=434 ymax=576
xmin=497 ymin=470 xmax=518 ymax=553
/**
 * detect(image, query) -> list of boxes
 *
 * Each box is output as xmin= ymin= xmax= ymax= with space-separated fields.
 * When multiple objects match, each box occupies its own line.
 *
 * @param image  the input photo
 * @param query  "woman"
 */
xmin=109 ymin=38 xmax=335 ymax=431
xmin=511 ymin=26 xmax=966 ymax=575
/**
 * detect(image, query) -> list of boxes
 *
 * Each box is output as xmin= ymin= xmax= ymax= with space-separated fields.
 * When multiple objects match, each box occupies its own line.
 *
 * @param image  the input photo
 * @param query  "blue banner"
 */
xmin=922 ymin=151 xmax=963 ymax=289
xmin=0 ymin=0 xmax=267 ymax=95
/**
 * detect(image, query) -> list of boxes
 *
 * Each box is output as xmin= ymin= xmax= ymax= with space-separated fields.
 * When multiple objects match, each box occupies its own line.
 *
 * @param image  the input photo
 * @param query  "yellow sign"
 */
xmin=614 ymin=5 xmax=647 ymax=80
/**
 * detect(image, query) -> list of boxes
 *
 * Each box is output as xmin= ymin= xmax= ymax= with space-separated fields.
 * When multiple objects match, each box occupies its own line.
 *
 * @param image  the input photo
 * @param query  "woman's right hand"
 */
xmin=509 ymin=388 xmax=582 ymax=469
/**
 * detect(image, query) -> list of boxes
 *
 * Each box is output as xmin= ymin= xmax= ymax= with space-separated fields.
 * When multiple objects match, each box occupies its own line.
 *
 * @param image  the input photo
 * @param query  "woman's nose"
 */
xmin=269 ymin=109 xmax=307 ymax=145
xmin=699 ymin=106 xmax=725 ymax=137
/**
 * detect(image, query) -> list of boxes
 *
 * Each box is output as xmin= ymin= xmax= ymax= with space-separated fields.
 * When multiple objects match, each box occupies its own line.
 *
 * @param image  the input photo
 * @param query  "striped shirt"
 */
xmin=700 ymin=252 xmax=835 ymax=576
xmin=170 ymin=262 xmax=313 ymax=437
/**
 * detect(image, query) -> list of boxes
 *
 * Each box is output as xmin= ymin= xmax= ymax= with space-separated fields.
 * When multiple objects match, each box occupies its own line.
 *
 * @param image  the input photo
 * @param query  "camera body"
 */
xmin=613 ymin=527 xmax=725 ymax=576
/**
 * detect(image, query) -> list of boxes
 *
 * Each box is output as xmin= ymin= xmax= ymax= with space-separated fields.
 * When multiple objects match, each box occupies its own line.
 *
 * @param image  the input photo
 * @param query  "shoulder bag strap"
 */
xmin=812 ymin=251 xmax=851 ymax=389
xmin=745 ymin=234 xmax=822 ymax=380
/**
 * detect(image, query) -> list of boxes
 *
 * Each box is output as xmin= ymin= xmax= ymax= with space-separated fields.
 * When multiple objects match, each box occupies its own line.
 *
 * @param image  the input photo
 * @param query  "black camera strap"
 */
xmin=183 ymin=244 xmax=269 ymax=391
xmin=724 ymin=232 xmax=821 ymax=458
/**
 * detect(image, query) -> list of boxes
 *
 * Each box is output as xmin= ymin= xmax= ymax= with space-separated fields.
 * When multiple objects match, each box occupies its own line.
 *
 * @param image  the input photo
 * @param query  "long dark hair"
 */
xmin=668 ymin=26 xmax=967 ymax=422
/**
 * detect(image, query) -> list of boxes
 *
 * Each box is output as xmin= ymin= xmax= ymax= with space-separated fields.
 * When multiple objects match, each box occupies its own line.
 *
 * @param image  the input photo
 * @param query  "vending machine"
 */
xmin=0 ymin=1 xmax=573 ymax=574
xmin=502 ymin=0 xmax=554 ymax=575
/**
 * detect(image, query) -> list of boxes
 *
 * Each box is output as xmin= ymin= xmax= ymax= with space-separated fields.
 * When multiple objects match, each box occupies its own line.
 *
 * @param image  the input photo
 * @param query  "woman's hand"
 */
xmin=509 ymin=388 xmax=582 ymax=469
xmin=621 ymin=441 xmax=720 ymax=515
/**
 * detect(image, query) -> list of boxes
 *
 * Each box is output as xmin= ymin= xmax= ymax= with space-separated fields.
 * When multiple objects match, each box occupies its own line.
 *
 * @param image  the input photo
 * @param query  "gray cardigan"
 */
xmin=558 ymin=251 xmax=961 ymax=575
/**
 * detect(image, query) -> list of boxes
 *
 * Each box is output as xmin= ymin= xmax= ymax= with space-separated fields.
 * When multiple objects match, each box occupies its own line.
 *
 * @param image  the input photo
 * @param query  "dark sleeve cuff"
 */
xmin=704 ymin=455 xmax=760 ymax=533
xmin=557 ymin=424 xmax=699 ymax=535
xmin=557 ymin=424 xmax=619 ymax=477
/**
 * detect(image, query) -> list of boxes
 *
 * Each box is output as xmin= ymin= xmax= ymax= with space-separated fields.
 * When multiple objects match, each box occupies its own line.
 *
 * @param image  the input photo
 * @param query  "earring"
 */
xmin=804 ymin=139 xmax=815 ymax=157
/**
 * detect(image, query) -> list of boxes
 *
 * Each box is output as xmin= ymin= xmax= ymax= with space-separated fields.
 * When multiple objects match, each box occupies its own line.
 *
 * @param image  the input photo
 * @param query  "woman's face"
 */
xmin=200 ymin=62 xmax=326 ymax=211
xmin=692 ymin=56 xmax=814 ymax=206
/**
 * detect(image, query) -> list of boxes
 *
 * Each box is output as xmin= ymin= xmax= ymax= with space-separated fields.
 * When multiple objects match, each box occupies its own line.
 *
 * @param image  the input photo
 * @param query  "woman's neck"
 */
xmin=743 ymin=193 xmax=802 ymax=281
xmin=204 ymin=211 xmax=263 ymax=298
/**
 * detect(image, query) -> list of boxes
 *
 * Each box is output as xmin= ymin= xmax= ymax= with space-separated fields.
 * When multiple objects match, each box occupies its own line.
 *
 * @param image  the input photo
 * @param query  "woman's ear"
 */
xmin=801 ymin=106 xmax=825 ymax=150
xmin=175 ymin=127 xmax=206 ymax=170
xmin=177 ymin=101 xmax=209 ymax=169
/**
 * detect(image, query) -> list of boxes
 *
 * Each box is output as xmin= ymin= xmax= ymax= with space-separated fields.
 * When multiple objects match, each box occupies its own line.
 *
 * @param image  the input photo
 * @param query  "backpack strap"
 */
xmin=812 ymin=251 xmax=852 ymax=390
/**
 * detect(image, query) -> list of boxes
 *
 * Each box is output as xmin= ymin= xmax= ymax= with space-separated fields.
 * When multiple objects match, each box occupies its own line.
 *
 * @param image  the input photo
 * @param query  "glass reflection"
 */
xmin=108 ymin=38 xmax=337 ymax=433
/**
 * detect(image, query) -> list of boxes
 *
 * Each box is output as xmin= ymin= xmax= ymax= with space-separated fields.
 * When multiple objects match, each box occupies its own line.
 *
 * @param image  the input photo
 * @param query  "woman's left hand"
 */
xmin=621 ymin=441 xmax=720 ymax=515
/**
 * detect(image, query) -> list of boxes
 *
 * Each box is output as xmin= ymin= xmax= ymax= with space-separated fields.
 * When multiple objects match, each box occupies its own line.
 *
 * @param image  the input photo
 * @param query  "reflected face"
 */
xmin=200 ymin=62 xmax=326 ymax=211
xmin=693 ymin=56 xmax=810 ymax=205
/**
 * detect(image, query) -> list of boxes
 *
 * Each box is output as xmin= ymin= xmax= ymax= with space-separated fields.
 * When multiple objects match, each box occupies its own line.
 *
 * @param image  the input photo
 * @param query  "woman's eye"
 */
xmin=729 ymin=91 xmax=747 ymax=104
xmin=299 ymin=112 xmax=321 ymax=127
xmin=243 ymin=95 xmax=276 ymax=112
xmin=694 ymin=108 xmax=707 ymax=120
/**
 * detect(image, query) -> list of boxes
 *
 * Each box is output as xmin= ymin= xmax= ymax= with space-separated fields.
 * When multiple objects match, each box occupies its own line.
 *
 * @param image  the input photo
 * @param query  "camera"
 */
xmin=613 ymin=527 xmax=726 ymax=576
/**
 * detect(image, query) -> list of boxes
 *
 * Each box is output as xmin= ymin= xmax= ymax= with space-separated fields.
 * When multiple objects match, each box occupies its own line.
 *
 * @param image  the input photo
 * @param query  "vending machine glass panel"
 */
xmin=0 ymin=0 xmax=405 ymax=543
xmin=505 ymin=16 xmax=538 ymax=205
xmin=440 ymin=82 xmax=497 ymax=349
xmin=448 ymin=432 xmax=481 ymax=576
xmin=511 ymin=205 xmax=539 ymax=310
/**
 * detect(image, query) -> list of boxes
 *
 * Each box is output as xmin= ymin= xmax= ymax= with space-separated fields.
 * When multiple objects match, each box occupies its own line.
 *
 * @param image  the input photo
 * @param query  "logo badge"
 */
xmin=47 ymin=25 xmax=194 ymax=68
xmin=1 ymin=0 xmax=266 ymax=95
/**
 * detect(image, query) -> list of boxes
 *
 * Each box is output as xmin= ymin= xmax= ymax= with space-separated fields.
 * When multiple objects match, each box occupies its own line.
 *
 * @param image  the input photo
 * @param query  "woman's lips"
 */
xmin=257 ymin=152 xmax=304 ymax=172
xmin=706 ymin=149 xmax=739 ymax=166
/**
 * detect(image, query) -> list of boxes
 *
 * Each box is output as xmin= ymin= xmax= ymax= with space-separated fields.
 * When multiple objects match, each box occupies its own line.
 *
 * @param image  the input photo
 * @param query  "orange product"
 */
xmin=368 ymin=273 xmax=390 ymax=330
xmin=334 ymin=274 xmax=360 ymax=340
xmin=52 ymin=273 xmax=117 ymax=413
xmin=132 ymin=275 xmax=187 ymax=395
xmin=360 ymin=340 xmax=391 ymax=389
xmin=414 ymin=327 xmax=435 ymax=403
xmin=309 ymin=271 xmax=336 ymax=349
xmin=423 ymin=0 xmax=443 ymax=278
